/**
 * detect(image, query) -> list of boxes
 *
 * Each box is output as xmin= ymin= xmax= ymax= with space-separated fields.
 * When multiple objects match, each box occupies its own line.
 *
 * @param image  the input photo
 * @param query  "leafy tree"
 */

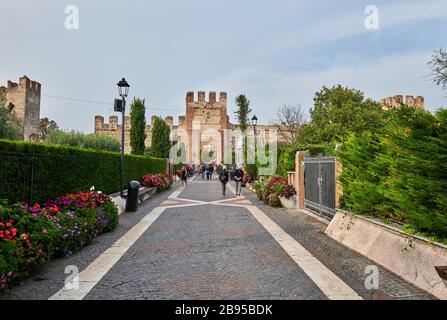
xmin=148 ymin=117 xmax=171 ymax=158
xmin=0 ymin=91 xmax=20 ymax=140
xmin=297 ymin=85 xmax=386 ymax=147
xmin=428 ymin=48 xmax=447 ymax=90
xmin=39 ymin=117 xmax=59 ymax=141
xmin=46 ymin=130 xmax=120 ymax=152
xmin=234 ymin=94 xmax=252 ymax=133
xmin=130 ymin=98 xmax=147 ymax=155
xmin=0 ymin=107 xmax=20 ymax=140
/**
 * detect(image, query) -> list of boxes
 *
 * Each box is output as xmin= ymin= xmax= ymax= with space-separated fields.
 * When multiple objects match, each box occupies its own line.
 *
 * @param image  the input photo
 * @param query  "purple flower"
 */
xmin=66 ymin=211 xmax=74 ymax=220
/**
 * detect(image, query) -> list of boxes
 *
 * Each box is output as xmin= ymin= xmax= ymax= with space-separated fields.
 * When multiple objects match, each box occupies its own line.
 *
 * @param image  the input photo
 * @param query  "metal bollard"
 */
xmin=125 ymin=181 xmax=140 ymax=212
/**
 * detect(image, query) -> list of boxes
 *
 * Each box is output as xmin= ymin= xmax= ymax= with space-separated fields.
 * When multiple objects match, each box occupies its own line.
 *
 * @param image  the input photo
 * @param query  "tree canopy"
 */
xmin=428 ymin=48 xmax=447 ymax=90
xmin=296 ymin=85 xmax=386 ymax=147
xmin=0 ymin=93 xmax=20 ymax=140
xmin=45 ymin=129 xmax=120 ymax=152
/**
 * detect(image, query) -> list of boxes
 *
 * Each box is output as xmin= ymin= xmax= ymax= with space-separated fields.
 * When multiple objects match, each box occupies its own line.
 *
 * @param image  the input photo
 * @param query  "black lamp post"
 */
xmin=251 ymin=115 xmax=258 ymax=180
xmin=117 ymin=78 xmax=130 ymax=198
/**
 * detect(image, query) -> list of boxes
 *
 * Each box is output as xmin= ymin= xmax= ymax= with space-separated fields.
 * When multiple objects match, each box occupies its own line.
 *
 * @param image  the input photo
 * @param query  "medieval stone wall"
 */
xmin=0 ymin=76 xmax=41 ymax=141
xmin=381 ymin=95 xmax=425 ymax=110
xmin=94 ymin=91 xmax=299 ymax=159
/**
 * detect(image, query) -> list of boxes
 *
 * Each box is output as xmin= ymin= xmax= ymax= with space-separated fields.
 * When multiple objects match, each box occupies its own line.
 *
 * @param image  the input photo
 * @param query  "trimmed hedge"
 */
xmin=339 ymin=106 xmax=447 ymax=239
xmin=0 ymin=139 xmax=167 ymax=204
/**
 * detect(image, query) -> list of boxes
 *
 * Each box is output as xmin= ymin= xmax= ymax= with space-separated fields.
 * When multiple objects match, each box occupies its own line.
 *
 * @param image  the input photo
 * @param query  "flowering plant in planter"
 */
xmin=139 ymin=174 xmax=165 ymax=190
xmin=280 ymin=184 xmax=297 ymax=200
xmin=268 ymin=177 xmax=288 ymax=189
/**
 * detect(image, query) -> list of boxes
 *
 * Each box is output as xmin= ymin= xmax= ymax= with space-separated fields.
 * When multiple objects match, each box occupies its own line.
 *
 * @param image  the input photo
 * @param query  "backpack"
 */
xmin=220 ymin=170 xmax=229 ymax=183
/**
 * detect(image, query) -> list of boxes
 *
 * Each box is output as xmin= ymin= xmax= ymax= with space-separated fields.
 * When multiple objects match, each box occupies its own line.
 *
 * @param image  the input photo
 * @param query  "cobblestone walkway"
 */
xmin=3 ymin=178 xmax=435 ymax=300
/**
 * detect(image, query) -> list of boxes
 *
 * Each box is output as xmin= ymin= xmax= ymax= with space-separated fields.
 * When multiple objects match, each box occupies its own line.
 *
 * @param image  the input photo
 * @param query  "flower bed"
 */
xmin=252 ymin=177 xmax=297 ymax=208
xmin=0 ymin=189 xmax=118 ymax=294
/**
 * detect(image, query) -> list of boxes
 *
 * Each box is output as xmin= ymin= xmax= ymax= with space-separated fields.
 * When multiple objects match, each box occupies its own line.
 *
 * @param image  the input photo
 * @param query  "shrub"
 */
xmin=46 ymin=130 xmax=121 ymax=152
xmin=340 ymin=106 xmax=447 ymax=239
xmin=268 ymin=193 xmax=282 ymax=208
xmin=0 ymin=139 xmax=167 ymax=204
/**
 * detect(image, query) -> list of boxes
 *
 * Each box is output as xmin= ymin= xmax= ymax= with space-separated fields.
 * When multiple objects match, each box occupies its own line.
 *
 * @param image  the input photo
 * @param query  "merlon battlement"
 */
xmin=186 ymin=91 xmax=227 ymax=105
xmin=381 ymin=95 xmax=425 ymax=110
xmin=95 ymin=115 xmax=175 ymax=131
xmin=3 ymin=76 xmax=41 ymax=92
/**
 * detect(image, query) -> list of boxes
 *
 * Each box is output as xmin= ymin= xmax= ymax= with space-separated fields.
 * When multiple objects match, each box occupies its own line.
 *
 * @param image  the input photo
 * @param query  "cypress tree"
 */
xmin=149 ymin=117 xmax=171 ymax=158
xmin=130 ymin=98 xmax=147 ymax=155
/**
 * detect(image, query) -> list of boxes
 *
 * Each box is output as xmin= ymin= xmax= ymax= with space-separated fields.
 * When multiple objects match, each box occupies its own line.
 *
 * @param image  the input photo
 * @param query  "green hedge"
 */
xmin=0 ymin=139 xmax=167 ymax=204
xmin=339 ymin=106 xmax=447 ymax=239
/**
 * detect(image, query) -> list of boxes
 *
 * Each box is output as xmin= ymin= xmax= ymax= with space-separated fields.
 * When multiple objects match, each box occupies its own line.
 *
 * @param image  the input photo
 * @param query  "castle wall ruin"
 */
xmin=0 ymin=76 xmax=41 ymax=141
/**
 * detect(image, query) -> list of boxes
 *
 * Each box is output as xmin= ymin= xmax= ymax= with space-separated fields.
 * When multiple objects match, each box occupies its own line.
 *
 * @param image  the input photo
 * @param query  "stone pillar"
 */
xmin=415 ymin=96 xmax=425 ymax=110
xmin=295 ymin=151 xmax=306 ymax=210
xmin=405 ymin=95 xmax=415 ymax=107
xmin=335 ymin=158 xmax=343 ymax=208
xmin=109 ymin=116 xmax=118 ymax=129
xmin=209 ymin=91 xmax=216 ymax=104
xmin=95 ymin=116 xmax=104 ymax=131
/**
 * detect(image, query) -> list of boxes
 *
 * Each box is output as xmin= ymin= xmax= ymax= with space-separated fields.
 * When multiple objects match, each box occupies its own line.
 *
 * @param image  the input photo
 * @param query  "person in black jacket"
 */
xmin=181 ymin=166 xmax=188 ymax=186
xmin=234 ymin=166 xmax=244 ymax=196
xmin=219 ymin=166 xmax=229 ymax=196
xmin=208 ymin=163 xmax=214 ymax=180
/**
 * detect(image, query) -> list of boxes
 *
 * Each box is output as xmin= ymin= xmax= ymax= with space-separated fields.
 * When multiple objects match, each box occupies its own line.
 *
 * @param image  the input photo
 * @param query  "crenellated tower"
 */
xmin=0 ymin=76 xmax=41 ymax=141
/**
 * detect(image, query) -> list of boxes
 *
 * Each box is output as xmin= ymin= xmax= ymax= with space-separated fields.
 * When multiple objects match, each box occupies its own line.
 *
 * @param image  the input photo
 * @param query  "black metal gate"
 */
xmin=304 ymin=155 xmax=336 ymax=219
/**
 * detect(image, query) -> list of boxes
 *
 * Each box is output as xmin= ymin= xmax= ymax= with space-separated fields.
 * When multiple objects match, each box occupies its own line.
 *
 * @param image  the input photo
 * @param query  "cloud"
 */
xmin=208 ymin=50 xmax=445 ymax=123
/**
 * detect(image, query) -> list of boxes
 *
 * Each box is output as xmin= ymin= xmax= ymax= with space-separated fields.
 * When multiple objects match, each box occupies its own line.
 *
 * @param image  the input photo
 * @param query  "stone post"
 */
xmin=335 ymin=158 xmax=343 ymax=208
xmin=295 ymin=151 xmax=306 ymax=210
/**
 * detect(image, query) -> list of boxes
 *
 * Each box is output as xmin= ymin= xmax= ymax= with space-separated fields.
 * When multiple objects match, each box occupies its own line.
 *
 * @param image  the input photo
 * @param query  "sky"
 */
xmin=0 ymin=0 xmax=446 ymax=133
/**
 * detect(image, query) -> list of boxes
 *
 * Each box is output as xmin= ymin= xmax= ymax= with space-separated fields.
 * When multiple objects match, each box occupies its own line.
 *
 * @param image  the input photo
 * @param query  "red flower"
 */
xmin=42 ymin=229 xmax=48 ymax=235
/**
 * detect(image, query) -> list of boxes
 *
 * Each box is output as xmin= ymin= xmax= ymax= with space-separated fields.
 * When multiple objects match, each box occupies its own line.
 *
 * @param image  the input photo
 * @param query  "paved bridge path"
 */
xmin=4 ymin=178 xmax=434 ymax=300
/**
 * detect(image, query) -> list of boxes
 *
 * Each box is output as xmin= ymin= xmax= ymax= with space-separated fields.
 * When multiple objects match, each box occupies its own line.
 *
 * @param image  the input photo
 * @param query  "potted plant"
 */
xmin=279 ymin=184 xmax=297 ymax=209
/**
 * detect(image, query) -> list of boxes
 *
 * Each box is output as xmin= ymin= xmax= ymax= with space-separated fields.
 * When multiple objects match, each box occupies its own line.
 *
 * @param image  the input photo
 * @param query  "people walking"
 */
xmin=181 ymin=165 xmax=188 ymax=186
xmin=200 ymin=163 xmax=206 ymax=180
xmin=217 ymin=162 xmax=224 ymax=176
xmin=234 ymin=165 xmax=244 ymax=196
xmin=208 ymin=163 xmax=214 ymax=180
xmin=219 ymin=165 xmax=229 ymax=196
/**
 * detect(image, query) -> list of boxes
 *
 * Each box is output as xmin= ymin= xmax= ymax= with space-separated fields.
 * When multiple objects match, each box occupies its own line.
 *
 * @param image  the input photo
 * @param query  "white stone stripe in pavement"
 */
xmin=245 ymin=205 xmax=363 ymax=300
xmin=49 ymin=206 xmax=166 ymax=300
xmin=225 ymin=182 xmax=362 ymax=300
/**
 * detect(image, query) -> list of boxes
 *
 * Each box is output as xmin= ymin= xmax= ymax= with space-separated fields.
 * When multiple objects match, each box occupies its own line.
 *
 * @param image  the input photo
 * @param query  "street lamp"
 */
xmin=251 ymin=115 xmax=258 ymax=180
xmin=117 ymin=78 xmax=130 ymax=198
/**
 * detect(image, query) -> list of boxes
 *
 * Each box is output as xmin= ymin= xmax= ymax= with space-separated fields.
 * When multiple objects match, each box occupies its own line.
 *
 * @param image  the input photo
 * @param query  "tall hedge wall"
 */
xmin=0 ymin=139 xmax=167 ymax=204
xmin=339 ymin=106 xmax=447 ymax=239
